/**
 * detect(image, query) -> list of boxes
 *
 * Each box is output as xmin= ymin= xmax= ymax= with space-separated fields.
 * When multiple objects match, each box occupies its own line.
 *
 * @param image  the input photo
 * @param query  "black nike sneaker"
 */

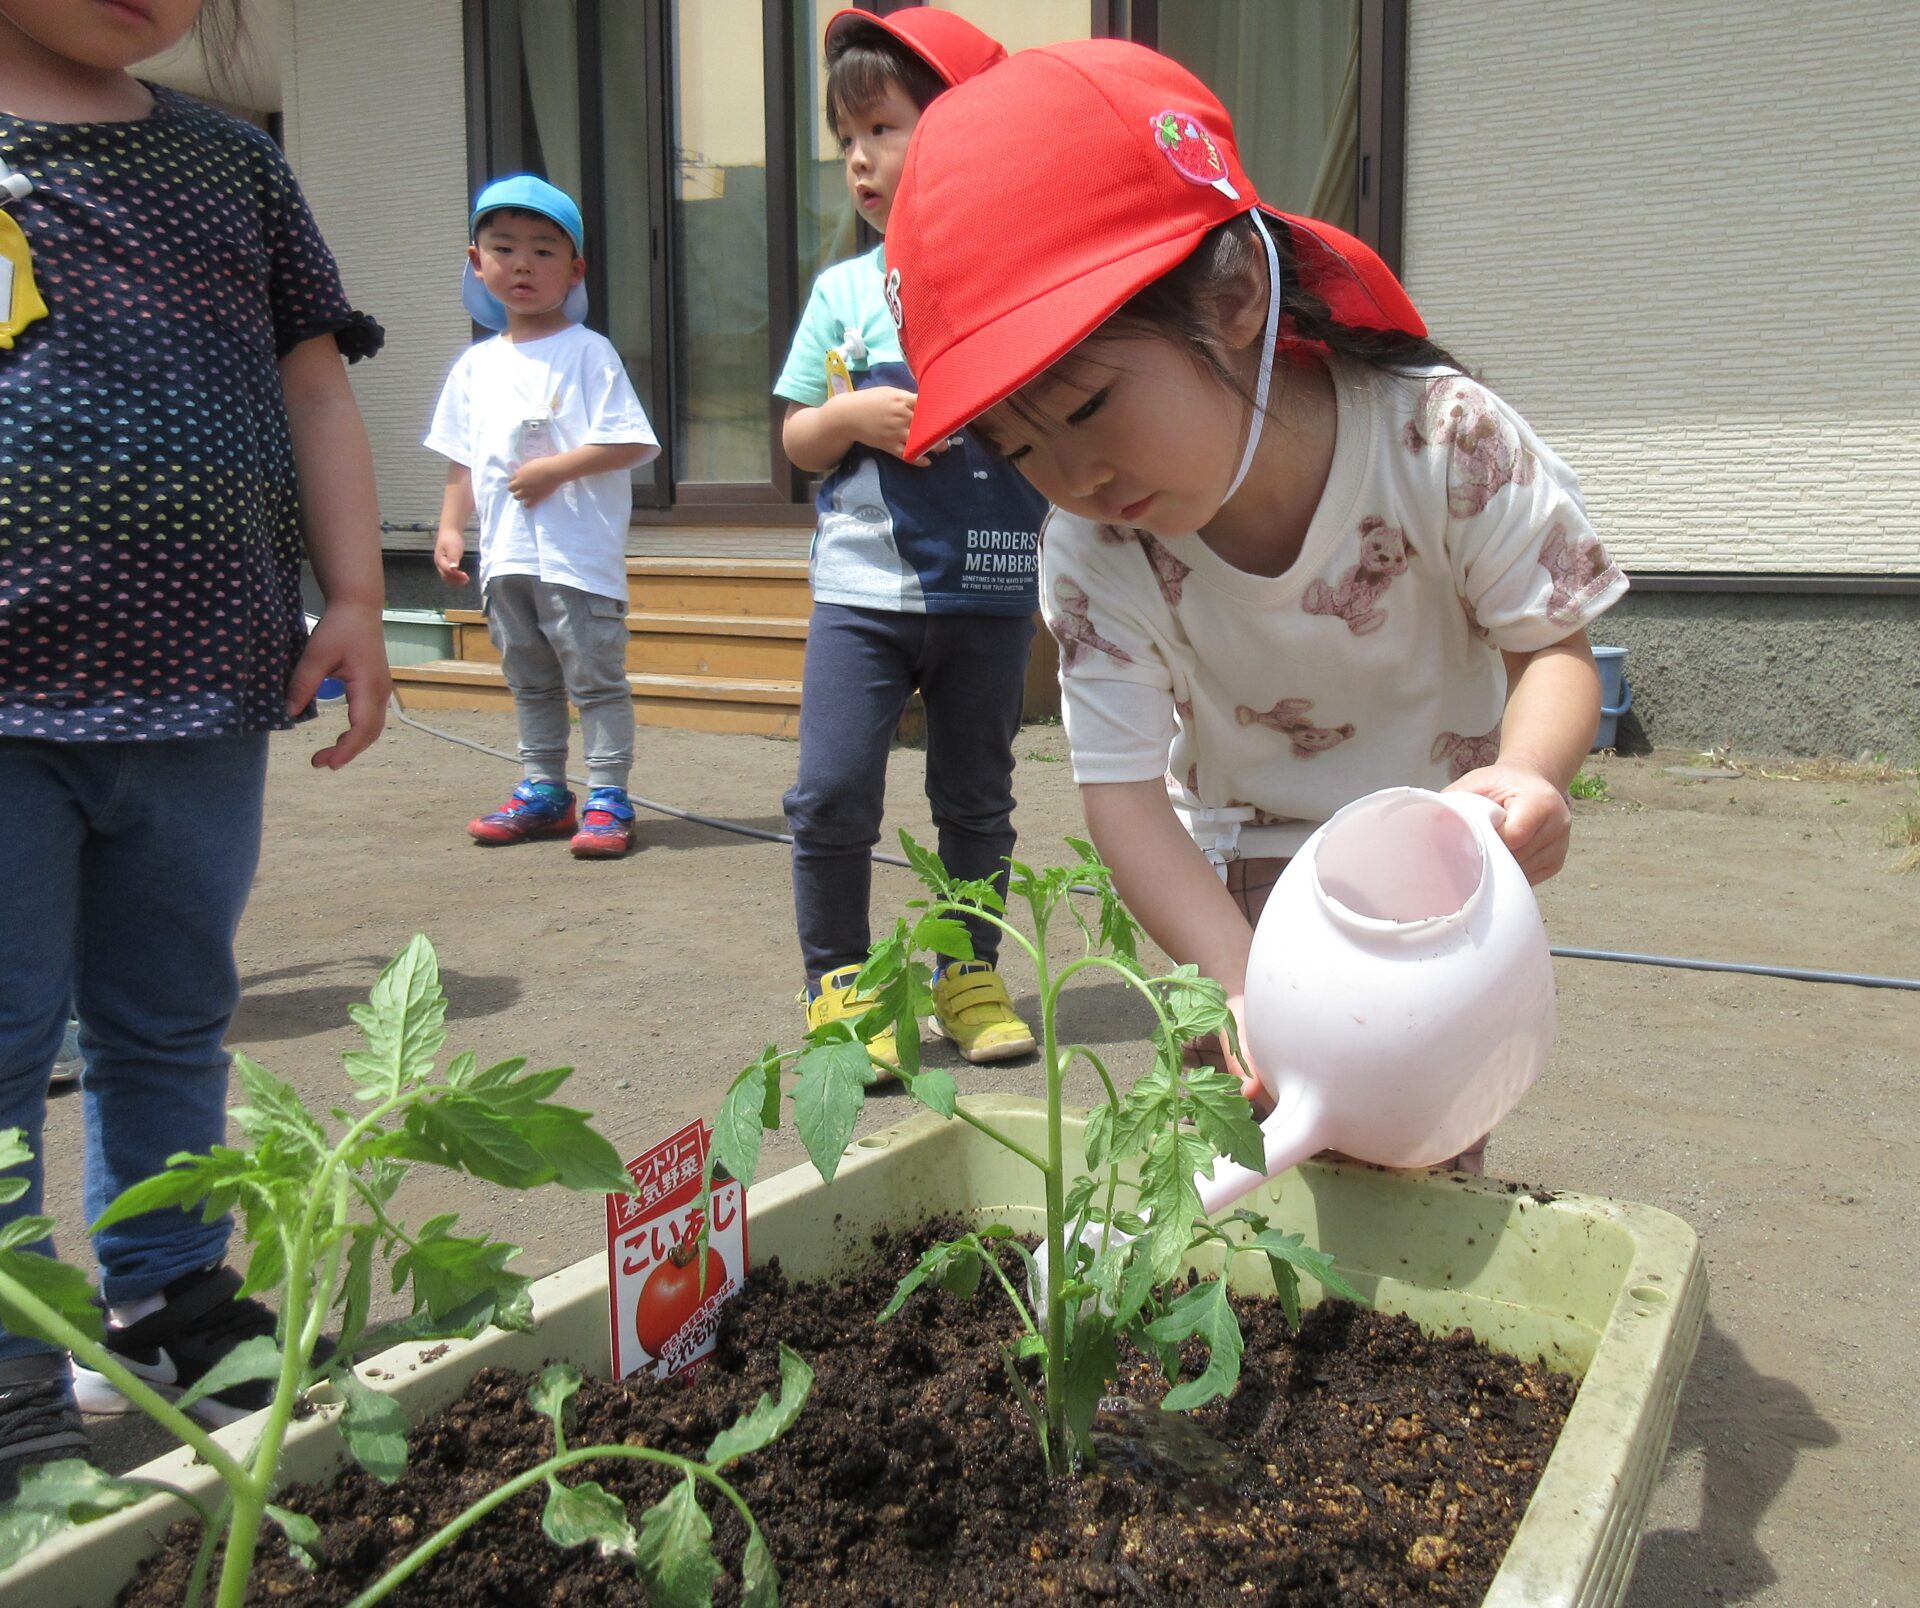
xmin=0 ymin=1352 xmax=92 ymax=1501
xmin=69 ymin=1264 xmax=318 ymax=1429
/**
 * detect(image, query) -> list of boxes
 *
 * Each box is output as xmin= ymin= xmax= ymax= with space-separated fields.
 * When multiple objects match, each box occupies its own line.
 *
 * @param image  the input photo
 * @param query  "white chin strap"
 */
xmin=1221 ymin=209 xmax=1284 ymax=506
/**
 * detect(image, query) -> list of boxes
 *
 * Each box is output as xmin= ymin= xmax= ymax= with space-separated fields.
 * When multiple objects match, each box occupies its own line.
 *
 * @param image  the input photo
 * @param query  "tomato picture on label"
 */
xmin=634 ymin=1243 xmax=727 ymax=1358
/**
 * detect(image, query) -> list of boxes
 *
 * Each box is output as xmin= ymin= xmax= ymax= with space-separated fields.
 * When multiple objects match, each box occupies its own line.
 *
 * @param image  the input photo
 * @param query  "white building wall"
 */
xmin=1403 ymin=1 xmax=1920 ymax=575
xmin=281 ymin=0 xmax=470 ymax=543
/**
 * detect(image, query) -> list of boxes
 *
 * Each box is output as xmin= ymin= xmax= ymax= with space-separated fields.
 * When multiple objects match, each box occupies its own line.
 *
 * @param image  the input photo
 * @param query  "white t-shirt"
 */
xmin=425 ymin=325 xmax=658 ymax=604
xmin=1042 ymin=358 xmax=1628 ymax=859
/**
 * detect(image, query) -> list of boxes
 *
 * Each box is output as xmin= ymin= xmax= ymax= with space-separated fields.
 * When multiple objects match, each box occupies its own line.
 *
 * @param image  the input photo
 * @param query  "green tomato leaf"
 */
xmin=903 ymin=1065 xmax=956 ymax=1119
xmin=511 ymin=1103 xmax=636 ymax=1195
xmin=1158 ymin=966 xmax=1231 ymax=1043
xmin=543 ymin=1477 xmax=638 ymax=1559
xmin=790 ymin=1039 xmax=873 ymax=1182
xmin=352 ymin=1279 xmax=535 ymax=1357
xmin=913 ymin=916 xmax=974 ymax=963
xmin=335 ymin=1365 xmax=410 ymax=1484
xmin=1138 ymin=1127 xmax=1217 ymax=1284
xmin=634 ymin=1473 xmax=724 ymax=1608
xmin=266 ymin=1504 xmax=324 ymax=1570
xmin=343 ymin=934 xmax=449 ymax=1099
xmin=1107 ymin=1062 xmax=1177 ymax=1164
xmin=1082 ymin=1103 xmax=1114 ymax=1171
xmin=705 ymin=1343 xmax=814 ymax=1471
xmin=390 ymin=1214 xmax=529 ymax=1328
xmin=1143 ymin=1276 xmax=1244 ymax=1411
xmin=1062 ymin=1313 xmax=1118 ymax=1461
xmin=0 ymin=1247 xmax=104 ymax=1346
xmin=1243 ymin=1228 xmax=1365 ymax=1316
xmin=0 ymin=1128 xmax=30 ymax=1207
xmin=741 ymin=1524 xmax=780 ymax=1608
xmin=229 ymin=1053 xmax=329 ymax=1161
xmin=711 ymin=1055 xmax=777 ymax=1191
xmin=1183 ymin=1066 xmax=1265 ymax=1175
xmin=529 ymin=1363 xmax=583 ymax=1435
xmin=1107 ymin=1237 xmax=1157 ymax=1329
xmin=0 ymin=1213 xmax=52 ymax=1253
xmin=879 ymin=1236 xmax=982 ymax=1322
xmin=331 ymin=1225 xmax=378 ymax=1362
xmin=897 ymin=829 xmax=954 ymax=897
xmin=0 ymin=1459 xmax=155 ymax=1570
xmin=405 ymin=1097 xmax=549 ymax=1188
xmin=174 ymin=1334 xmax=283 ymax=1413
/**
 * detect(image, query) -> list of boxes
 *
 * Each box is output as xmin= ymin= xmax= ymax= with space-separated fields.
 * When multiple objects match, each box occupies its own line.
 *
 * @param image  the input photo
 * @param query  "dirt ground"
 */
xmin=38 ymin=702 xmax=1919 ymax=1608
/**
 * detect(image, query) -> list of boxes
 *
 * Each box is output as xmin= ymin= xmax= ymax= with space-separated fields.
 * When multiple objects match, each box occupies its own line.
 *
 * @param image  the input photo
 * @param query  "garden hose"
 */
xmin=384 ymin=694 xmax=1920 ymax=994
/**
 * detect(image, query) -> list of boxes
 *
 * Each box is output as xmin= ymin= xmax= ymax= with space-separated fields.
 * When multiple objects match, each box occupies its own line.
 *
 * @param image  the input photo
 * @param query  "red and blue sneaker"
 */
xmin=466 ymin=780 xmax=577 ymax=845
xmin=570 ymin=785 xmax=636 ymax=858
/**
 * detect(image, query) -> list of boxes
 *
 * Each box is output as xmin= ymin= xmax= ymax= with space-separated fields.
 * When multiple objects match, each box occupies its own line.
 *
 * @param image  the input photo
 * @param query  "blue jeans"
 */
xmin=0 ymin=734 xmax=266 ymax=1361
xmin=784 ymin=604 xmax=1035 ymax=982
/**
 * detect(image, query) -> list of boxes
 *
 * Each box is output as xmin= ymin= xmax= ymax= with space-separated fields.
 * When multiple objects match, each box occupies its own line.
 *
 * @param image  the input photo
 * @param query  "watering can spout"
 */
xmin=1196 ymin=1087 xmax=1324 ymax=1218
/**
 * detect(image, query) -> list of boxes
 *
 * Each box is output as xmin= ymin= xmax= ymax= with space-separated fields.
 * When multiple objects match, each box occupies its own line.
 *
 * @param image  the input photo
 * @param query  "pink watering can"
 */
xmin=1195 ymin=785 xmax=1556 ymax=1216
xmin=1036 ymin=788 xmax=1555 ymax=1304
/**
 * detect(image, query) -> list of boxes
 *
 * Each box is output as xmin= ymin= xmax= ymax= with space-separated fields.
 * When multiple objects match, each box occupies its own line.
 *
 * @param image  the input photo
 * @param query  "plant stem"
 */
xmin=1034 ymin=913 xmax=1071 ymax=1466
xmin=341 ymin=1444 xmax=759 ymax=1608
xmin=944 ymin=1099 xmax=1048 ymax=1174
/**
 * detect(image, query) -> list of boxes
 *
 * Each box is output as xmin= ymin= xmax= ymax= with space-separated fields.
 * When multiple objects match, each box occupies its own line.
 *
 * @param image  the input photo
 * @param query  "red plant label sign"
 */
xmin=606 ymin=1120 xmax=747 ymax=1381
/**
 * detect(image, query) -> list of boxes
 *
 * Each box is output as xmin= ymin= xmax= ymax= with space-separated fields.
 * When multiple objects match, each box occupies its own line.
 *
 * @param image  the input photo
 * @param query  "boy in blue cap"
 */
xmin=426 ymin=175 xmax=659 ymax=856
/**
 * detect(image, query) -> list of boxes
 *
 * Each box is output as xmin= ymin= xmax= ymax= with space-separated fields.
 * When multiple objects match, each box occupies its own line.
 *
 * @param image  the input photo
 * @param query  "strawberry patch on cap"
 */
xmin=1151 ymin=109 xmax=1238 ymax=202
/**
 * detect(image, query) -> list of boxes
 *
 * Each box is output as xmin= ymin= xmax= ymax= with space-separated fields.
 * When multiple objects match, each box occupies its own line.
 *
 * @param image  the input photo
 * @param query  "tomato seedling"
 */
xmin=704 ymin=836 xmax=1357 ymax=1475
xmin=0 ymin=936 xmax=808 ymax=1607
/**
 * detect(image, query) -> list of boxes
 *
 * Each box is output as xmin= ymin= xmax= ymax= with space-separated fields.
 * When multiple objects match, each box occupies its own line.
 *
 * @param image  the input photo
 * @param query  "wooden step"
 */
xmin=624 ymin=556 xmax=812 ymax=620
xmin=446 ymin=610 xmax=808 ymax=681
xmin=390 ymin=659 xmax=803 ymax=738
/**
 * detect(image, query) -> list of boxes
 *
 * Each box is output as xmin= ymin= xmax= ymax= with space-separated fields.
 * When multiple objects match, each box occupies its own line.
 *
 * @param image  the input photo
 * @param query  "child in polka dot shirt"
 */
xmin=0 ymin=0 xmax=390 ymax=1491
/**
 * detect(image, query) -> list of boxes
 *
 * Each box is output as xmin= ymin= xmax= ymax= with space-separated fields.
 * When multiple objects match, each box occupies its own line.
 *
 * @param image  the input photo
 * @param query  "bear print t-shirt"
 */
xmin=1042 ymin=358 xmax=1627 ymax=859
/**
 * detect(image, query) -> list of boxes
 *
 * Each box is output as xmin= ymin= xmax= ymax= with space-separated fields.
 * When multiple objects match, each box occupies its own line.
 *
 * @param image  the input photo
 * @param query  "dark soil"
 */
xmin=124 ymin=1223 xmax=1575 ymax=1607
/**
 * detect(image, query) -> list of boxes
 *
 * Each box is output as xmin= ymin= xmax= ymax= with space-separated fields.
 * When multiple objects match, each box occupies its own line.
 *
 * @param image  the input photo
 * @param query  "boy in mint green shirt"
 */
xmin=772 ymin=9 xmax=1046 ymax=1069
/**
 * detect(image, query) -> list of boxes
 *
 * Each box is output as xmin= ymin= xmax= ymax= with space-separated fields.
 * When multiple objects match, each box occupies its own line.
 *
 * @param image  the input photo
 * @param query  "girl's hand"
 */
xmin=1221 ymin=991 xmax=1274 ymax=1116
xmin=433 ymin=529 xmax=470 ymax=586
xmin=287 ymin=602 xmax=390 ymax=770
xmin=1446 ymin=762 xmax=1573 ymax=883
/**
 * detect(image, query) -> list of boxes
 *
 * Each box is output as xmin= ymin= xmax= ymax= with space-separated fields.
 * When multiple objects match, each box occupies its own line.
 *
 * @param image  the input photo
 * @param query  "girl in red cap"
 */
xmin=884 ymin=41 xmax=1626 ymax=1139
xmin=773 ymin=10 xmax=1046 ymax=1073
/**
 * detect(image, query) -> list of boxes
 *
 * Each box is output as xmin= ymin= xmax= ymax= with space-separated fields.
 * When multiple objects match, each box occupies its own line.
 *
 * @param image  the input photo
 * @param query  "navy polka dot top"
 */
xmin=0 ymin=84 xmax=382 ymax=742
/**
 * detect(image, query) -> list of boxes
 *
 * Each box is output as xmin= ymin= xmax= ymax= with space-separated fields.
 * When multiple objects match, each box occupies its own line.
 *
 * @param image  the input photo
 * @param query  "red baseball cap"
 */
xmin=885 ymin=39 xmax=1425 ymax=461
xmin=823 ymin=7 xmax=1008 ymax=88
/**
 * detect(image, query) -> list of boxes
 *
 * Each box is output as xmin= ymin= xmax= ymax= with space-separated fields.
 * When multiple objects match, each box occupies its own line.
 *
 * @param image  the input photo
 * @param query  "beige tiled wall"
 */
xmin=281 ymin=0 xmax=471 ymax=545
xmin=1404 ymin=1 xmax=1920 ymax=575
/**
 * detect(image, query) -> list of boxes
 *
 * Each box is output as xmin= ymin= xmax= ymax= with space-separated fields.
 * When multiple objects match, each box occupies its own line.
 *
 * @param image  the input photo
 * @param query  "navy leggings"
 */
xmin=784 ymin=603 xmax=1035 ymax=983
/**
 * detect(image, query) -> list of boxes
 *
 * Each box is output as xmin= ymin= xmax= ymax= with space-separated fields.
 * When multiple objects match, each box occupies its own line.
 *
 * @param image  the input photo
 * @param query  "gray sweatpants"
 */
xmin=484 ymin=575 xmax=634 ymax=791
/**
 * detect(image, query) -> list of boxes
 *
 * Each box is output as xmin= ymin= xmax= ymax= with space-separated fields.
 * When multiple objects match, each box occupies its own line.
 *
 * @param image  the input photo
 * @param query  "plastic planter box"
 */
xmin=0 ymin=1096 xmax=1703 ymax=1608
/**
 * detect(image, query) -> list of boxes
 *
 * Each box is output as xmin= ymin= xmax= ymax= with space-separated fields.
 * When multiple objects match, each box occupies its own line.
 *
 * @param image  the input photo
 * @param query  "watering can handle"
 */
xmin=1440 ymin=790 xmax=1507 ymax=834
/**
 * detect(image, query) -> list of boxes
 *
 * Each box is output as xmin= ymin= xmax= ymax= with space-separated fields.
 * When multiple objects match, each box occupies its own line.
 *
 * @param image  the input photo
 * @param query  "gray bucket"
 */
xmin=1592 ymin=645 xmax=1631 ymax=750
